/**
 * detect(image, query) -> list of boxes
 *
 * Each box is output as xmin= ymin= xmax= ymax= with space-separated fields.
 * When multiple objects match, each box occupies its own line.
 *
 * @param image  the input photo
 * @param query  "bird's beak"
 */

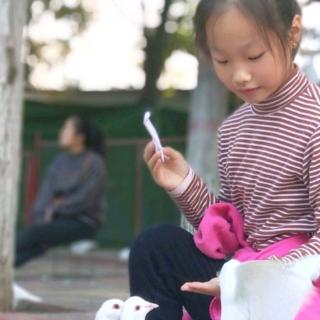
xmin=146 ymin=303 xmax=159 ymax=310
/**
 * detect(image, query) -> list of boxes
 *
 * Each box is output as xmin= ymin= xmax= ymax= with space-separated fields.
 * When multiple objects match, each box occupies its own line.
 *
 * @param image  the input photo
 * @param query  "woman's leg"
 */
xmin=15 ymin=219 xmax=95 ymax=267
xmin=129 ymin=224 xmax=225 ymax=320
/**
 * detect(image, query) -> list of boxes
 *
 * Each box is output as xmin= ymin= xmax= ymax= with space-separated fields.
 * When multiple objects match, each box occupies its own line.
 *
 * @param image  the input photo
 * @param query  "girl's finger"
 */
xmin=181 ymin=282 xmax=206 ymax=291
xmin=148 ymin=152 xmax=162 ymax=171
xmin=181 ymin=282 xmax=218 ymax=296
xmin=144 ymin=141 xmax=156 ymax=162
xmin=163 ymin=146 xmax=182 ymax=160
xmin=153 ymin=158 xmax=164 ymax=176
xmin=181 ymin=282 xmax=207 ymax=295
xmin=181 ymin=283 xmax=193 ymax=292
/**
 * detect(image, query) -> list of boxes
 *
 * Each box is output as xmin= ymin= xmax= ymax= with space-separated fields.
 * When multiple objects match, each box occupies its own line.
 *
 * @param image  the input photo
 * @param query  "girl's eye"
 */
xmin=215 ymin=59 xmax=228 ymax=65
xmin=248 ymin=52 xmax=265 ymax=61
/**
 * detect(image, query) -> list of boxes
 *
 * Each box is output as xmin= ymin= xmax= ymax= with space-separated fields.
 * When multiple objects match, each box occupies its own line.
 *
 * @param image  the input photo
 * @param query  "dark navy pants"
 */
xmin=15 ymin=218 xmax=96 ymax=268
xmin=129 ymin=225 xmax=225 ymax=320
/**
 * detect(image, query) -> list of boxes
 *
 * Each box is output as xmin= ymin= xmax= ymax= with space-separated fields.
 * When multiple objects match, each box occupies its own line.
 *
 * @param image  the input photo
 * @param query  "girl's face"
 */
xmin=206 ymin=7 xmax=295 ymax=104
xmin=58 ymin=118 xmax=85 ymax=151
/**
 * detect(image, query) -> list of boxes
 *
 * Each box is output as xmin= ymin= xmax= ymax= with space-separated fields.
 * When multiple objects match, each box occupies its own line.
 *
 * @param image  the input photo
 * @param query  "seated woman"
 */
xmin=15 ymin=116 xmax=106 ymax=267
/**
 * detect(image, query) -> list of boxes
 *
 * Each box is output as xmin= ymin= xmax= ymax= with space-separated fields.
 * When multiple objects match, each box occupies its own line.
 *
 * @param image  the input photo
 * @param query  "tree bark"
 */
xmin=0 ymin=0 xmax=26 ymax=311
xmin=140 ymin=0 xmax=173 ymax=107
xmin=181 ymin=59 xmax=228 ymax=232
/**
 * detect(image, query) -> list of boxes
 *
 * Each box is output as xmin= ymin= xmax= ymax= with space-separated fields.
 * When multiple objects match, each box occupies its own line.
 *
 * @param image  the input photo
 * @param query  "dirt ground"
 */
xmin=0 ymin=249 xmax=129 ymax=320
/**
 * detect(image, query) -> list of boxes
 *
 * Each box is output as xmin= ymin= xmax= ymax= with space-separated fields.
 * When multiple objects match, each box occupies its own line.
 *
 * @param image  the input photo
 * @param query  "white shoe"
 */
xmin=13 ymin=283 xmax=43 ymax=308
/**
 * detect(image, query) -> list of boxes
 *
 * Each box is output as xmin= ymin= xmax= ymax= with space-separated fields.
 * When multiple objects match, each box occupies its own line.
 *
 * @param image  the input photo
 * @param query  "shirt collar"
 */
xmin=251 ymin=69 xmax=310 ymax=115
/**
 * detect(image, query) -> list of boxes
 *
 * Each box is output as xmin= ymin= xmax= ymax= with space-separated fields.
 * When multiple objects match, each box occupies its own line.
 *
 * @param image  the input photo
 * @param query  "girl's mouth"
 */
xmin=239 ymin=87 xmax=260 ymax=95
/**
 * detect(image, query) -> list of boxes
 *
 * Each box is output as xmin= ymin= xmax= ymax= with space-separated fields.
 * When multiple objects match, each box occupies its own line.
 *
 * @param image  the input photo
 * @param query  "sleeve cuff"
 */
xmin=168 ymin=167 xmax=194 ymax=197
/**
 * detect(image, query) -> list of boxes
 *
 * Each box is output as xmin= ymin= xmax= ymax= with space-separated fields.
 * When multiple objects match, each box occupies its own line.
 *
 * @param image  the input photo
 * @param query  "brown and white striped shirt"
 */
xmin=170 ymin=70 xmax=320 ymax=261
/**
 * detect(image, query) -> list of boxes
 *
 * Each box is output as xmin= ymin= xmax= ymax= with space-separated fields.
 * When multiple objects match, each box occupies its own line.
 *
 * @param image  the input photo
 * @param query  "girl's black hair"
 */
xmin=194 ymin=0 xmax=302 ymax=59
xmin=70 ymin=115 xmax=106 ymax=157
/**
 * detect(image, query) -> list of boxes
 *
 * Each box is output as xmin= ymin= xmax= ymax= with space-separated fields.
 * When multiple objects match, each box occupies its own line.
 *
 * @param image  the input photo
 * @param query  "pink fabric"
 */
xmin=194 ymin=203 xmax=249 ymax=260
xmin=182 ymin=311 xmax=192 ymax=320
xmin=295 ymin=286 xmax=320 ymax=320
xmin=192 ymin=203 xmax=318 ymax=320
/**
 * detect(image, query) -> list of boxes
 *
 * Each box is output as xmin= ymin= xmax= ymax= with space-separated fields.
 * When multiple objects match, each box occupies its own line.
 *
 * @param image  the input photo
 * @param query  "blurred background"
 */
xmin=20 ymin=0 xmax=320 ymax=248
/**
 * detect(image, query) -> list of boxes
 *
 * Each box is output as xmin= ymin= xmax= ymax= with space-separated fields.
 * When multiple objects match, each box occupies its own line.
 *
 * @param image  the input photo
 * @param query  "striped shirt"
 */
xmin=170 ymin=69 xmax=320 ymax=261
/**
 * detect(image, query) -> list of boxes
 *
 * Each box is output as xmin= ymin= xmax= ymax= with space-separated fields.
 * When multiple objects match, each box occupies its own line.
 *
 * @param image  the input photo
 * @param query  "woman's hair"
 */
xmin=70 ymin=115 xmax=106 ymax=157
xmin=194 ymin=0 xmax=302 ymax=59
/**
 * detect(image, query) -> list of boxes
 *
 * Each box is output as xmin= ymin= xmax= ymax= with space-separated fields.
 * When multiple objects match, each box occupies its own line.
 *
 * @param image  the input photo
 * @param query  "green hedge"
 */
xmin=20 ymin=99 xmax=188 ymax=247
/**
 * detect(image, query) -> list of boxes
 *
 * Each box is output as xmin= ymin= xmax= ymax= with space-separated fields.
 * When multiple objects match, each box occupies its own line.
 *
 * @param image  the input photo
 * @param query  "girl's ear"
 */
xmin=289 ymin=14 xmax=302 ymax=50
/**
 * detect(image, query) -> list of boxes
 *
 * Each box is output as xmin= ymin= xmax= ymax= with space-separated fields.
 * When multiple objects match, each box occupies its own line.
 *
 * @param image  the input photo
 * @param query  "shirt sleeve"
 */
xmin=52 ymin=157 xmax=106 ymax=217
xmin=169 ymin=132 xmax=231 ymax=229
xmin=32 ymin=160 xmax=57 ymax=222
xmin=281 ymin=126 xmax=320 ymax=262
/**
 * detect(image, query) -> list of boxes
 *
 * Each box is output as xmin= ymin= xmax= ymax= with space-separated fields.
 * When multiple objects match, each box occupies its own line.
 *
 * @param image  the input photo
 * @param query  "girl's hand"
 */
xmin=181 ymin=277 xmax=220 ymax=297
xmin=144 ymin=142 xmax=189 ymax=191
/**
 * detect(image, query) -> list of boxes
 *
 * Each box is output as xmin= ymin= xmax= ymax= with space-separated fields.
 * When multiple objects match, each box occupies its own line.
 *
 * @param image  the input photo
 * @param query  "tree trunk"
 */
xmin=181 ymin=59 xmax=228 ymax=232
xmin=140 ymin=0 xmax=172 ymax=107
xmin=0 ymin=0 xmax=26 ymax=311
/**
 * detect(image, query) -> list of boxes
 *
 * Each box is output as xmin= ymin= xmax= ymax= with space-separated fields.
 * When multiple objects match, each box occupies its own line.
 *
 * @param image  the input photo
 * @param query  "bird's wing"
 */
xmin=289 ymin=254 xmax=320 ymax=281
xmin=220 ymin=260 xmax=249 ymax=320
xmin=221 ymin=259 xmax=316 ymax=320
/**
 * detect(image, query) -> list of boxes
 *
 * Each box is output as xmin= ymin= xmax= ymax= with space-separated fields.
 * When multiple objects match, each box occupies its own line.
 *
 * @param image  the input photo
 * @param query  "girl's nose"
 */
xmin=232 ymin=70 xmax=252 ymax=87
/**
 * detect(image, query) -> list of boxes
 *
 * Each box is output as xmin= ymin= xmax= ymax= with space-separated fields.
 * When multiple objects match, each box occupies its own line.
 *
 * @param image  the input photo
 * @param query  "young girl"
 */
xmin=129 ymin=0 xmax=320 ymax=319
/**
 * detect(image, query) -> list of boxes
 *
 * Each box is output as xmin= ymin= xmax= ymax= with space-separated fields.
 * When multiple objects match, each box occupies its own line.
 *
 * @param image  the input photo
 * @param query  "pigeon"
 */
xmin=219 ymin=255 xmax=320 ymax=320
xmin=121 ymin=296 xmax=159 ymax=320
xmin=95 ymin=299 xmax=124 ymax=320
xmin=13 ymin=283 xmax=43 ymax=308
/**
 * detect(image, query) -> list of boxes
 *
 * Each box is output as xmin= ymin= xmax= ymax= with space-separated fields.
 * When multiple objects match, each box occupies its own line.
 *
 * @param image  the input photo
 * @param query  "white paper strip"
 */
xmin=143 ymin=111 xmax=165 ymax=162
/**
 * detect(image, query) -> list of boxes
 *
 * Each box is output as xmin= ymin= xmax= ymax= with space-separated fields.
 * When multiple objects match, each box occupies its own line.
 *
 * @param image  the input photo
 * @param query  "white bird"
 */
xmin=121 ymin=296 xmax=159 ymax=320
xmin=95 ymin=299 xmax=124 ymax=320
xmin=219 ymin=255 xmax=320 ymax=320
xmin=13 ymin=283 xmax=43 ymax=308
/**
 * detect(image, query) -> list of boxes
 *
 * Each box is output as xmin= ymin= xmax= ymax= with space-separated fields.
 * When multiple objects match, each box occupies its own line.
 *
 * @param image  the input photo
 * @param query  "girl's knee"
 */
xmin=131 ymin=224 xmax=171 ymax=250
xmin=130 ymin=224 xmax=191 ymax=258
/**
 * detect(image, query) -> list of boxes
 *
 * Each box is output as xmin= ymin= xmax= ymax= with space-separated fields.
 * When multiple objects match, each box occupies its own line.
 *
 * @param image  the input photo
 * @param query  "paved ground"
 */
xmin=0 ymin=249 xmax=129 ymax=320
